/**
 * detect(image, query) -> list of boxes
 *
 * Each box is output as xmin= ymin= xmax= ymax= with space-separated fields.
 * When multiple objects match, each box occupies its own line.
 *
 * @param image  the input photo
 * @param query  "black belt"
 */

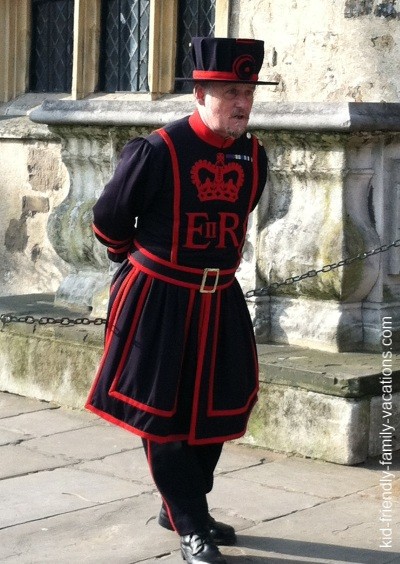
xmin=128 ymin=244 xmax=237 ymax=293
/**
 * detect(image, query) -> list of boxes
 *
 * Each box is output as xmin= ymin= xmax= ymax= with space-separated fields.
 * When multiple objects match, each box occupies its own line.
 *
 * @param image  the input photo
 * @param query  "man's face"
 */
xmin=195 ymin=82 xmax=256 ymax=139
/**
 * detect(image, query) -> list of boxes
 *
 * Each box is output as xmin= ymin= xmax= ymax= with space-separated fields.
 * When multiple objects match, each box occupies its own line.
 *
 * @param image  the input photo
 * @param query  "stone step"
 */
xmin=1 ymin=293 xmax=399 ymax=465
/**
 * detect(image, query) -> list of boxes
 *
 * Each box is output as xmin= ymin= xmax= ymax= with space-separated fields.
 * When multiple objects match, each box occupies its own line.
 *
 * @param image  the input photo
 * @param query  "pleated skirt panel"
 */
xmin=86 ymin=260 xmax=259 ymax=444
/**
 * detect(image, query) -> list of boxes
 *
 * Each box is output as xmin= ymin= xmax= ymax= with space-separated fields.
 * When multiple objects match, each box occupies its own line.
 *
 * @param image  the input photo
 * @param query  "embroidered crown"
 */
xmin=191 ymin=153 xmax=244 ymax=203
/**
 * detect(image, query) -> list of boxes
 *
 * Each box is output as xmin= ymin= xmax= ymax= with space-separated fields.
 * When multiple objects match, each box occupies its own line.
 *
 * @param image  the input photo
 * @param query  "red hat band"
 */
xmin=192 ymin=70 xmax=259 ymax=82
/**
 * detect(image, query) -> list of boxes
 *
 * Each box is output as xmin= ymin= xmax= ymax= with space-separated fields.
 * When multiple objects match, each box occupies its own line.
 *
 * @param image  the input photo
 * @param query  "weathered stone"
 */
xmin=4 ymin=218 xmax=28 ymax=252
xmin=27 ymin=146 xmax=64 ymax=192
xmin=0 ymin=467 xmax=150 ymax=529
xmin=0 ymin=117 xmax=71 ymax=297
xmin=245 ymin=383 xmax=371 ymax=464
xmin=230 ymin=0 xmax=400 ymax=103
xmin=22 ymin=195 xmax=49 ymax=214
xmin=345 ymin=0 xmax=374 ymax=18
xmin=369 ymin=392 xmax=400 ymax=456
xmin=0 ymin=327 xmax=102 ymax=409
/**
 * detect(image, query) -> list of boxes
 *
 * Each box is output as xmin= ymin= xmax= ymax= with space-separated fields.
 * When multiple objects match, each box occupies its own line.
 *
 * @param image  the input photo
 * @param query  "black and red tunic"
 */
xmin=85 ymin=110 xmax=268 ymax=445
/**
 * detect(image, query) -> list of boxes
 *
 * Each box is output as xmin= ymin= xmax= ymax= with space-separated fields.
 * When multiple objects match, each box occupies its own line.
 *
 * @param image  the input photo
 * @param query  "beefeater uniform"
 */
xmin=85 ymin=36 xmax=273 ymax=538
xmin=86 ymin=110 xmax=268 ymax=445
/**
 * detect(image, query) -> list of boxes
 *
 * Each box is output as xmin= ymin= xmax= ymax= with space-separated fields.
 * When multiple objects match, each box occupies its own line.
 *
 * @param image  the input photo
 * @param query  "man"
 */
xmin=86 ymin=37 xmax=276 ymax=563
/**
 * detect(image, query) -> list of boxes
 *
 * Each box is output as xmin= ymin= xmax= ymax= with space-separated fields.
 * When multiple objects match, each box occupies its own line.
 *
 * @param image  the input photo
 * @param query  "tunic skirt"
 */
xmin=85 ymin=111 xmax=268 ymax=445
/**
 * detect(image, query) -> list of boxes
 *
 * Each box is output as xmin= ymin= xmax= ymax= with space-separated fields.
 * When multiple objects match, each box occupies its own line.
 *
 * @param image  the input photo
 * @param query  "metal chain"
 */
xmin=245 ymin=237 xmax=400 ymax=299
xmin=0 ymin=314 xmax=106 ymax=327
xmin=1 ymin=238 xmax=399 ymax=326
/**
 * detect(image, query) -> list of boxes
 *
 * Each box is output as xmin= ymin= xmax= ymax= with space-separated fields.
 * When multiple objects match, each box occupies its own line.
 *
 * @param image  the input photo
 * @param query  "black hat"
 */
xmin=176 ymin=37 xmax=278 ymax=85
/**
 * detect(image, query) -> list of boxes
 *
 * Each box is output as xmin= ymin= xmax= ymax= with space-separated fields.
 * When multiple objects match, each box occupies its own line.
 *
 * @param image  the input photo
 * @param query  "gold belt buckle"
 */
xmin=200 ymin=268 xmax=220 ymax=293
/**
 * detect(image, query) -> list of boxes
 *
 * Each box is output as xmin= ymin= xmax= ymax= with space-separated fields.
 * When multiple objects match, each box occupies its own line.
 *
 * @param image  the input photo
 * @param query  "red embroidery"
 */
xmin=191 ymin=153 xmax=244 ymax=203
xmin=184 ymin=212 xmax=241 ymax=249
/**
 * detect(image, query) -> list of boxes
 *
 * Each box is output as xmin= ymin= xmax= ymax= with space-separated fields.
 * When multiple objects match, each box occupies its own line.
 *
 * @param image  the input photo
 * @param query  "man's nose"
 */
xmin=235 ymin=95 xmax=252 ymax=110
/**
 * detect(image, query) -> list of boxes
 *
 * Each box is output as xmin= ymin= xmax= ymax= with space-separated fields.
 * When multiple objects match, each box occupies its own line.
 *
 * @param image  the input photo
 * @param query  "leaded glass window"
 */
xmin=30 ymin=0 xmax=74 ymax=93
xmin=175 ymin=0 xmax=216 ymax=93
xmin=100 ymin=0 xmax=150 ymax=93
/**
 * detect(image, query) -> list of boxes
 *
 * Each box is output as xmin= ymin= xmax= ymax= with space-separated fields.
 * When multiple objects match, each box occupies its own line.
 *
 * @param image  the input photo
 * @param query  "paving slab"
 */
xmin=0 ymin=444 xmax=72 ymax=479
xmin=0 ymin=467 xmax=153 ymax=529
xmin=0 ymin=495 xmax=179 ymax=564
xmin=0 ymin=407 xmax=97 ymax=438
xmin=208 ymin=475 xmax=324 ymax=523
xmin=229 ymin=456 xmax=381 ymax=499
xmin=216 ymin=442 xmax=285 ymax=474
xmin=228 ymin=493 xmax=400 ymax=563
xmin=77 ymin=449 xmax=154 ymax=486
xmin=0 ymin=391 xmax=57 ymax=418
xmin=0 ymin=427 xmax=26 ymax=445
xmin=23 ymin=422 xmax=141 ymax=461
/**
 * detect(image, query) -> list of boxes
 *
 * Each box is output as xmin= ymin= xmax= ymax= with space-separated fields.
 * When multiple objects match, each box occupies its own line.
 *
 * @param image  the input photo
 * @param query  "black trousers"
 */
xmin=142 ymin=439 xmax=223 ymax=536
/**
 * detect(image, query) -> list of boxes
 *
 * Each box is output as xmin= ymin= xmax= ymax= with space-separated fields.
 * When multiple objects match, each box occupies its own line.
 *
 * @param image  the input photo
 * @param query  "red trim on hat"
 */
xmin=192 ymin=70 xmax=259 ymax=82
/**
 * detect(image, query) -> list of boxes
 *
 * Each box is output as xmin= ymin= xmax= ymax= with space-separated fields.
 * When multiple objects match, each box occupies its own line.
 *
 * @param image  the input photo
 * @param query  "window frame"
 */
xmin=0 ymin=0 xmax=230 ymax=102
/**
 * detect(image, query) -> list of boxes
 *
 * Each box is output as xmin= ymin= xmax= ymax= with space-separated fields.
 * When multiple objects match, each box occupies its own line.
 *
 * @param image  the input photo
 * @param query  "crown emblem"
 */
xmin=190 ymin=153 xmax=244 ymax=203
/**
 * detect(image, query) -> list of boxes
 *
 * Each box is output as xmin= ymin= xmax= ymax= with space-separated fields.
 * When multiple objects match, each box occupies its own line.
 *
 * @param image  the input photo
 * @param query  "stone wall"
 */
xmin=0 ymin=116 xmax=71 ymax=297
xmin=230 ymin=0 xmax=400 ymax=103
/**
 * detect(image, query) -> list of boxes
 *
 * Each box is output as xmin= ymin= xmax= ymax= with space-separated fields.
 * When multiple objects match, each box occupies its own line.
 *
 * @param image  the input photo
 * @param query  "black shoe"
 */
xmin=181 ymin=530 xmax=227 ymax=563
xmin=159 ymin=506 xmax=237 ymax=546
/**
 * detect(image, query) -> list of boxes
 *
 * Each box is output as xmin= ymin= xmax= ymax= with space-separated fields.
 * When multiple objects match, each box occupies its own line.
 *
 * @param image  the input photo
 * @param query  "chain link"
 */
xmin=0 ymin=314 xmax=106 ymax=327
xmin=1 ymin=238 xmax=399 ymax=325
xmin=245 ymin=238 xmax=400 ymax=299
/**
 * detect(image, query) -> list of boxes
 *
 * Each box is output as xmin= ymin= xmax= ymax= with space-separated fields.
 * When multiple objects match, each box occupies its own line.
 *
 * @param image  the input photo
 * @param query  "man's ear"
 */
xmin=194 ymin=83 xmax=206 ymax=106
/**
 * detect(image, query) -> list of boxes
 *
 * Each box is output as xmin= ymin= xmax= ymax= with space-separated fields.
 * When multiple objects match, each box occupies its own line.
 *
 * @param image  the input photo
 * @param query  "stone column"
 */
xmin=253 ymin=129 xmax=382 ymax=351
xmin=244 ymin=103 xmax=400 ymax=352
xmin=45 ymin=125 xmax=114 ymax=312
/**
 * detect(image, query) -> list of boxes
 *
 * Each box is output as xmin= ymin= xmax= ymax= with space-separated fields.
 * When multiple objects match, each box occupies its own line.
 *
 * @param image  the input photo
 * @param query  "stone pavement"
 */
xmin=0 ymin=392 xmax=399 ymax=563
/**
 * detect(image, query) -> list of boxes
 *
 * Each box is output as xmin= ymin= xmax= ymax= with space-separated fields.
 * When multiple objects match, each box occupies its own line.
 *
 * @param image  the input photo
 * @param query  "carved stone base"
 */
xmin=54 ymin=271 xmax=110 ymax=313
xmin=248 ymin=296 xmax=365 ymax=352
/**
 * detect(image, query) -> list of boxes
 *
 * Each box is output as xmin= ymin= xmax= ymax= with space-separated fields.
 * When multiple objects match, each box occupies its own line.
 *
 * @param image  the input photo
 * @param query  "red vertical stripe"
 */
xmin=238 ymin=135 xmax=260 ymax=256
xmin=108 ymin=276 xmax=152 ymax=393
xmin=156 ymin=128 xmax=181 ymax=263
xmin=145 ymin=440 xmax=178 ymax=532
xmin=207 ymin=292 xmax=221 ymax=415
xmin=249 ymin=135 xmax=260 ymax=212
xmin=189 ymin=294 xmax=213 ymax=442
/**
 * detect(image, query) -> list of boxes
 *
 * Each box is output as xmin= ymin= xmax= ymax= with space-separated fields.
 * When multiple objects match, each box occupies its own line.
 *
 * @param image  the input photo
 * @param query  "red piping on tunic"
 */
xmin=249 ymin=136 xmax=260 ymax=213
xmin=207 ymin=288 xmax=258 ymax=417
xmin=207 ymin=292 xmax=221 ymax=416
xmin=105 ymin=267 xmax=140 ymax=348
xmin=128 ymin=255 xmax=235 ymax=292
xmin=85 ymin=268 xmax=140 ymax=405
xmin=188 ymin=294 xmax=213 ymax=443
xmin=86 ymin=400 xmax=250 ymax=444
xmin=92 ymin=223 xmax=132 ymax=246
xmin=155 ymin=128 xmax=181 ymax=263
xmin=237 ymin=135 xmax=260 ymax=259
xmin=145 ymin=441 xmax=178 ymax=532
xmin=134 ymin=242 xmax=238 ymax=276
xmin=108 ymin=277 xmax=180 ymax=417
xmin=85 ymin=403 xmax=189 ymax=443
